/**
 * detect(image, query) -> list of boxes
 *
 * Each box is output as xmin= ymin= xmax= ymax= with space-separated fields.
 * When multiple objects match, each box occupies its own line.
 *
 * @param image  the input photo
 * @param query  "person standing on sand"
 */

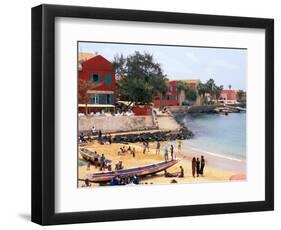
xmin=156 ymin=141 xmax=161 ymax=154
xmin=192 ymin=157 xmax=196 ymax=178
xmin=100 ymin=154 xmax=106 ymax=171
xmin=91 ymin=126 xmax=96 ymax=135
xmin=143 ymin=141 xmax=146 ymax=154
xmin=98 ymin=130 xmax=102 ymax=143
xmin=200 ymin=155 xmax=206 ymax=176
xmin=196 ymin=157 xmax=200 ymax=177
xmin=178 ymin=139 xmax=182 ymax=152
xmin=170 ymin=144 xmax=174 ymax=160
xmin=132 ymin=147 xmax=136 ymax=157
xmin=164 ymin=144 xmax=169 ymax=161
xmin=146 ymin=141 xmax=150 ymax=152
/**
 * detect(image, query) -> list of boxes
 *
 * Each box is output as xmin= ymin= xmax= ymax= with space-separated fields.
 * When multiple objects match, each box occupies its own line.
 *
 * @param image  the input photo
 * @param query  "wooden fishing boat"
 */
xmin=79 ymin=147 xmax=96 ymax=163
xmin=85 ymin=159 xmax=179 ymax=183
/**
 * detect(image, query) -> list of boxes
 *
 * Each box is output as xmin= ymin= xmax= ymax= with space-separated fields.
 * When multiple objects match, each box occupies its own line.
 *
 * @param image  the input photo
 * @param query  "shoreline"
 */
xmin=176 ymin=142 xmax=246 ymax=174
xmin=173 ymin=112 xmax=246 ymax=173
xmin=78 ymin=140 xmax=246 ymax=188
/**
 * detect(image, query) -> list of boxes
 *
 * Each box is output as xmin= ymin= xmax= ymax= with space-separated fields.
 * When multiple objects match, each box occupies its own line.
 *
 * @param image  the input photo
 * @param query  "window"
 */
xmin=98 ymin=95 xmax=102 ymax=104
xmin=90 ymin=73 xmax=102 ymax=83
xmin=110 ymin=95 xmax=114 ymax=104
xmin=105 ymin=74 xmax=111 ymax=85
xmin=103 ymin=95 xmax=112 ymax=104
xmin=90 ymin=95 xmax=98 ymax=104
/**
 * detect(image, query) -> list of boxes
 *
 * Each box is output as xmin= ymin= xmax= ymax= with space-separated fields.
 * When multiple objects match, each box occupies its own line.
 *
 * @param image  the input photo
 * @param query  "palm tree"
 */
xmin=206 ymin=78 xmax=216 ymax=99
xmin=150 ymin=76 xmax=169 ymax=108
xmin=214 ymin=85 xmax=224 ymax=103
xmin=197 ymin=82 xmax=208 ymax=105
xmin=236 ymin=90 xmax=246 ymax=102
xmin=176 ymin=81 xmax=189 ymax=105
xmin=186 ymin=89 xmax=198 ymax=105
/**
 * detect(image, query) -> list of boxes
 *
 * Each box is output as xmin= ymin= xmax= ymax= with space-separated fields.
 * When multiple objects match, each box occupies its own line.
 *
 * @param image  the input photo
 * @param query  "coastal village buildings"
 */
xmin=152 ymin=79 xmax=201 ymax=107
xmin=78 ymin=52 xmax=242 ymax=115
xmin=178 ymin=79 xmax=201 ymax=106
xmin=78 ymin=53 xmax=116 ymax=113
xmin=219 ymin=90 xmax=239 ymax=104
xmin=153 ymin=80 xmax=178 ymax=107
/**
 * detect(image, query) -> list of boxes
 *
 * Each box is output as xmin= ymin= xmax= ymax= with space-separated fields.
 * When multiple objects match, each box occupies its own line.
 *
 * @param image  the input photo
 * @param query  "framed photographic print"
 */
xmin=31 ymin=4 xmax=274 ymax=225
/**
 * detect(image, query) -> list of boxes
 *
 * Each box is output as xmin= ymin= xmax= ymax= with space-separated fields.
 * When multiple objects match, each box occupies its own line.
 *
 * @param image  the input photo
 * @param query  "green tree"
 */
xmin=186 ymin=89 xmax=198 ymax=104
xmin=176 ymin=81 xmax=189 ymax=92
xmin=150 ymin=75 xmax=169 ymax=108
xmin=214 ymin=85 xmax=224 ymax=102
xmin=197 ymin=82 xmax=208 ymax=104
xmin=236 ymin=90 xmax=246 ymax=102
xmin=206 ymin=78 xmax=216 ymax=99
xmin=78 ymin=79 xmax=92 ymax=115
xmin=176 ymin=81 xmax=189 ymax=105
xmin=113 ymin=51 xmax=167 ymax=106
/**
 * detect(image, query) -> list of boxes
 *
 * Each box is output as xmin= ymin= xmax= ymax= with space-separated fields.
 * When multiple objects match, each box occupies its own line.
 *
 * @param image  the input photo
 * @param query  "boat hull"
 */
xmin=85 ymin=160 xmax=179 ymax=183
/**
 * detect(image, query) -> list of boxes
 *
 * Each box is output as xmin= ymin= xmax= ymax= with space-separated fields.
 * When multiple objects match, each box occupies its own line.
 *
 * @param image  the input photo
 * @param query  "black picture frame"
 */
xmin=31 ymin=4 xmax=274 ymax=225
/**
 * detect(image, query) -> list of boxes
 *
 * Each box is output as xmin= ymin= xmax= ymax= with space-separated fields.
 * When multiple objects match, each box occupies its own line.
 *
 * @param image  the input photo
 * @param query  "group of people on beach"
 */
xmin=110 ymin=175 xmax=141 ymax=186
xmin=156 ymin=139 xmax=182 ymax=161
xmin=164 ymin=143 xmax=177 ymax=161
xmin=142 ymin=141 xmax=150 ymax=154
xmin=86 ymin=151 xmax=111 ymax=171
xmin=96 ymin=129 xmax=112 ymax=145
xmin=164 ymin=165 xmax=184 ymax=178
xmin=118 ymin=145 xmax=136 ymax=157
xmin=192 ymin=156 xmax=206 ymax=177
xmin=86 ymin=149 xmax=125 ymax=172
xmin=79 ymin=127 xmax=113 ymax=145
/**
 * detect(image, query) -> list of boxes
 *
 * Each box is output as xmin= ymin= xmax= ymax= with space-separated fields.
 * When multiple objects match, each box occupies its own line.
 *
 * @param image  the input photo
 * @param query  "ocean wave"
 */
xmin=189 ymin=147 xmax=245 ymax=162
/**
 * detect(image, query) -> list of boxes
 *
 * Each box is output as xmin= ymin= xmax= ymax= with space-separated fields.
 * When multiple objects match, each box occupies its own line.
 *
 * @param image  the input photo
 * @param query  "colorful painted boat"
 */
xmin=85 ymin=159 xmax=179 ymax=183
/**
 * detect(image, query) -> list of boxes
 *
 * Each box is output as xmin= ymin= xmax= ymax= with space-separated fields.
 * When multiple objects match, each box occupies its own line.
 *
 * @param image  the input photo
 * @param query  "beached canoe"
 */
xmin=85 ymin=159 xmax=179 ymax=183
xmin=80 ymin=147 xmax=95 ymax=163
xmin=79 ymin=147 xmax=111 ymax=164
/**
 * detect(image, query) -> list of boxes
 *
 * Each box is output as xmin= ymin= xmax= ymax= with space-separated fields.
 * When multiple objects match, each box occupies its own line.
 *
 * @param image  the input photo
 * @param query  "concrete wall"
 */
xmin=165 ymin=106 xmax=189 ymax=113
xmin=157 ymin=116 xmax=180 ymax=131
xmin=79 ymin=115 xmax=154 ymax=132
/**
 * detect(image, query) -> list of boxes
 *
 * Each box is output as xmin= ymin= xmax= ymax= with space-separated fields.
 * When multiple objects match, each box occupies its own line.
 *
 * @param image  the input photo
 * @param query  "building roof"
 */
xmin=78 ymin=53 xmax=114 ymax=72
xmin=184 ymin=79 xmax=200 ymax=84
xmin=78 ymin=52 xmax=97 ymax=63
xmin=169 ymin=79 xmax=200 ymax=84
xmin=221 ymin=90 xmax=238 ymax=100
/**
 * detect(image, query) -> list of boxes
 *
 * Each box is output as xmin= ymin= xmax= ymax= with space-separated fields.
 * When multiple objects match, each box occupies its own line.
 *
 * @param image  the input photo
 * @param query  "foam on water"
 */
xmin=177 ymin=113 xmax=246 ymax=161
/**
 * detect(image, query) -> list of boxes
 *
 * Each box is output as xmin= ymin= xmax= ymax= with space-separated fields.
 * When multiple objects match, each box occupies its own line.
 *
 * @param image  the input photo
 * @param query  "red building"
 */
xmin=153 ymin=79 xmax=201 ymax=107
xmin=78 ymin=53 xmax=116 ymax=113
xmin=153 ymin=80 xmax=179 ymax=106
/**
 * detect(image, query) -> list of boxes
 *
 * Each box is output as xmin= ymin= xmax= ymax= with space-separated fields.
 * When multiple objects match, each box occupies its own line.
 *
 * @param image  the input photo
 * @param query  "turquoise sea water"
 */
xmin=177 ymin=113 xmax=246 ymax=160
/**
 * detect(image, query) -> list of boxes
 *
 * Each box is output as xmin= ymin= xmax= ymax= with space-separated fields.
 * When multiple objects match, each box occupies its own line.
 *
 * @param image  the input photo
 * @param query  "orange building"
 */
xmin=219 ymin=90 xmax=238 ymax=103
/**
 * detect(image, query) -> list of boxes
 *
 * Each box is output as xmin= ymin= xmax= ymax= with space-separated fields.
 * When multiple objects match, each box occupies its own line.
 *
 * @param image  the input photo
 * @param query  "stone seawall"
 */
xmin=79 ymin=115 xmax=154 ymax=133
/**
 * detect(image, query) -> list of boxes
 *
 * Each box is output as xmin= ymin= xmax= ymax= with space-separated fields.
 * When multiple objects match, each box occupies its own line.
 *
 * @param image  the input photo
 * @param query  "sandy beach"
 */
xmin=78 ymin=140 xmax=246 ymax=188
